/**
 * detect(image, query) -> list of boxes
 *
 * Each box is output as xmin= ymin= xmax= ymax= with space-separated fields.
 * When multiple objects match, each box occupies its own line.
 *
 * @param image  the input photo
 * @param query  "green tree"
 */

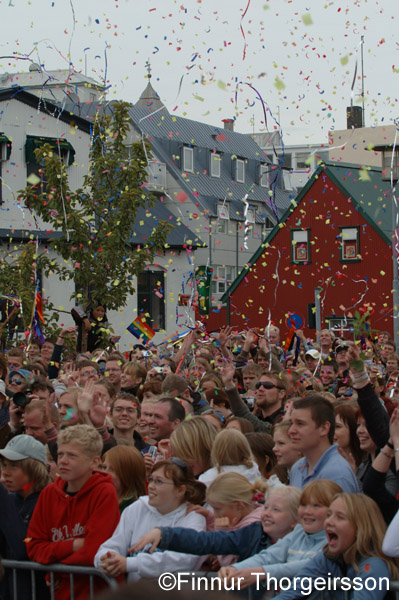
xmin=0 ymin=240 xmax=59 ymax=349
xmin=18 ymin=101 xmax=170 ymax=348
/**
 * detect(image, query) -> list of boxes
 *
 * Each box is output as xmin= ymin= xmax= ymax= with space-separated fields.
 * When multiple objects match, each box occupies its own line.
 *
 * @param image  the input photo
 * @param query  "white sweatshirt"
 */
xmin=94 ymin=496 xmax=206 ymax=581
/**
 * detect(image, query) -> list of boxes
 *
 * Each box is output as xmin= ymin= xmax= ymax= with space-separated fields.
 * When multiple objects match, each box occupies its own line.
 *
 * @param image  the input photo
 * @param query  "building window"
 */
xmin=25 ymin=136 xmax=75 ymax=195
xmin=217 ymin=203 xmax=229 ymax=234
xmin=0 ymin=134 xmax=11 ymax=205
xmin=235 ymin=158 xmax=245 ymax=183
xmin=146 ymin=160 xmax=167 ymax=189
xmin=246 ymin=208 xmax=255 ymax=224
xmin=259 ymin=164 xmax=269 ymax=188
xmin=210 ymin=152 xmax=221 ymax=178
xmin=278 ymin=153 xmax=292 ymax=169
xmin=295 ymin=152 xmax=311 ymax=170
xmin=26 ymin=164 xmax=49 ymax=195
xmin=340 ymin=227 xmax=360 ymax=261
xmin=211 ymin=266 xmax=235 ymax=295
xmin=183 ymin=146 xmax=194 ymax=172
xmin=137 ymin=271 xmax=165 ymax=330
xmin=291 ymin=229 xmax=310 ymax=263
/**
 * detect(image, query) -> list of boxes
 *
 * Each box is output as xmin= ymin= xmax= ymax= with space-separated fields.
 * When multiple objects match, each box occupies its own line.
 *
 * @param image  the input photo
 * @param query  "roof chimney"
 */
xmin=346 ymin=106 xmax=363 ymax=129
xmin=222 ymin=118 xmax=234 ymax=131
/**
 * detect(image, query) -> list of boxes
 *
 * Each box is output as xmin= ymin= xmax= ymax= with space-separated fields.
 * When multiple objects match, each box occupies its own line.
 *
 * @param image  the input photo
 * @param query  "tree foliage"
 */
xmin=0 ymin=241 xmax=59 ymax=349
xmin=18 ymin=101 xmax=170 ymax=315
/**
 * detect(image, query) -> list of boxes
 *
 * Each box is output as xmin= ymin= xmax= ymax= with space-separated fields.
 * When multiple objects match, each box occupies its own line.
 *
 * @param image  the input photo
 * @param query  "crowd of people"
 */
xmin=1 ymin=310 xmax=399 ymax=599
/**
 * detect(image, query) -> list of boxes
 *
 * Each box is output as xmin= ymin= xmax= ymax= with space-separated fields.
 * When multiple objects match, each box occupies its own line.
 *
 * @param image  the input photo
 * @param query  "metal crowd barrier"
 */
xmin=3 ymin=562 xmax=399 ymax=599
xmin=2 ymin=559 xmax=118 ymax=600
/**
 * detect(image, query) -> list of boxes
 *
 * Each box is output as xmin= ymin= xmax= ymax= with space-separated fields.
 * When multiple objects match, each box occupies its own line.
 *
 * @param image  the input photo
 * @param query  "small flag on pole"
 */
xmin=32 ymin=291 xmax=45 ymax=343
xmin=126 ymin=316 xmax=155 ymax=345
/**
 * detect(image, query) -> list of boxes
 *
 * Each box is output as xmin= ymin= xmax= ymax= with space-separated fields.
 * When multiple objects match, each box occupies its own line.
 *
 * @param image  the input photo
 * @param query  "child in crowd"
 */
xmin=131 ymin=485 xmax=301 ymax=564
xmin=26 ymin=424 xmax=120 ymax=600
xmin=218 ymin=479 xmax=342 ymax=591
xmin=191 ymin=471 xmax=267 ymax=568
xmin=0 ymin=435 xmax=51 ymax=600
xmin=199 ymin=428 xmax=262 ymax=486
xmin=102 ymin=445 xmax=146 ymax=512
xmin=273 ymin=493 xmax=399 ymax=599
xmin=94 ymin=458 xmax=208 ymax=581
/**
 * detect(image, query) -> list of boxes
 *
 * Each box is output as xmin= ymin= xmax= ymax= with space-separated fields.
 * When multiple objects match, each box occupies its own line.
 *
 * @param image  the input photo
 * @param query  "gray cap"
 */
xmin=0 ymin=434 xmax=46 ymax=464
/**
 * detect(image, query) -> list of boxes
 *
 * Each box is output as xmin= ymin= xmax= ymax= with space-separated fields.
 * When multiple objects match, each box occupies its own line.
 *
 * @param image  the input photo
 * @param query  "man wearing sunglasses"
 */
xmin=222 ymin=363 xmax=287 ymax=434
xmin=254 ymin=374 xmax=287 ymax=423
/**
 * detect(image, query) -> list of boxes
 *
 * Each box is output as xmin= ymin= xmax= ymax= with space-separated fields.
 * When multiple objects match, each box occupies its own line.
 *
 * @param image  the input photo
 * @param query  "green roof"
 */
xmin=221 ymin=160 xmax=393 ymax=301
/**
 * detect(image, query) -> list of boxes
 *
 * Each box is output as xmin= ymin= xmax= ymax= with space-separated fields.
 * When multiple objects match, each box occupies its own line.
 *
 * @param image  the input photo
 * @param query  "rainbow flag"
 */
xmin=32 ymin=291 xmax=45 ymax=343
xmin=126 ymin=316 xmax=155 ymax=344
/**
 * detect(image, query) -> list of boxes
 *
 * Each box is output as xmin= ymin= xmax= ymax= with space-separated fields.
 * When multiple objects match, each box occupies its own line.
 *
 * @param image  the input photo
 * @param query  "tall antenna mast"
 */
xmin=361 ymin=35 xmax=365 ymax=126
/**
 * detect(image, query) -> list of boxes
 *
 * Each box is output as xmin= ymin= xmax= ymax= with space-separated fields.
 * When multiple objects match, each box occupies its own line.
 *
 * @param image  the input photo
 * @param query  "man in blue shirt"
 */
xmin=288 ymin=395 xmax=359 ymax=492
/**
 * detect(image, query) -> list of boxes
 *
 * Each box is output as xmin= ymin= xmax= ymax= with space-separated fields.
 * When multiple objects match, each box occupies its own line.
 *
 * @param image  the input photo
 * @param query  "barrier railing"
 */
xmin=2 ymin=559 xmax=118 ymax=600
xmin=3 ymin=562 xmax=399 ymax=599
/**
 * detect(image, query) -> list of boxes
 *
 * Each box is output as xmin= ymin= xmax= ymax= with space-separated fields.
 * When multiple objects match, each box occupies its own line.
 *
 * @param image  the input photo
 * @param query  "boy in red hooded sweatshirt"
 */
xmin=26 ymin=424 xmax=120 ymax=599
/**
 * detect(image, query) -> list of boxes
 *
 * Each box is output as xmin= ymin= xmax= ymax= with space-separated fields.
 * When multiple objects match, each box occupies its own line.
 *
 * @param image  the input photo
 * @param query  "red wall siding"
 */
xmin=220 ymin=172 xmax=393 ymax=339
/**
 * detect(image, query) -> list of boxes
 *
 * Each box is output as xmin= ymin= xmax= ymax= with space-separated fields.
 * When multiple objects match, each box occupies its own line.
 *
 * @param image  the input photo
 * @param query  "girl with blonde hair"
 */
xmin=219 ymin=479 xmax=343 ymax=589
xmin=199 ymin=428 xmax=261 ymax=486
xmin=268 ymin=493 xmax=399 ymax=599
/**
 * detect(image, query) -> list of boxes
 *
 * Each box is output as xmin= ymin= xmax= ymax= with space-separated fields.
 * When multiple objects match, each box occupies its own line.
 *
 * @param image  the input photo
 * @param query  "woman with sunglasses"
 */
xmin=94 ymin=458 xmax=207 ymax=580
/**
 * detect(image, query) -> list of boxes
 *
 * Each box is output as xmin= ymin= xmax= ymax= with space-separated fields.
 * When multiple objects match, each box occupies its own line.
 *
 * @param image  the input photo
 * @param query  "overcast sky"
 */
xmin=1 ymin=0 xmax=398 ymax=145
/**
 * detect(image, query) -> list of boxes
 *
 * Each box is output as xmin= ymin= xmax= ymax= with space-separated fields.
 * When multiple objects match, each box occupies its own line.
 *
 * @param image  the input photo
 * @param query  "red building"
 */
xmin=206 ymin=161 xmax=395 ymax=339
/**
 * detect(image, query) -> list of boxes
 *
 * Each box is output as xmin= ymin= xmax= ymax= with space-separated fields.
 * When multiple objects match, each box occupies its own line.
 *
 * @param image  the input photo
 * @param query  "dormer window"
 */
xmin=235 ymin=158 xmax=245 ymax=183
xmin=217 ymin=203 xmax=229 ymax=234
xmin=259 ymin=164 xmax=269 ymax=188
xmin=210 ymin=152 xmax=221 ymax=178
xmin=183 ymin=146 xmax=194 ymax=172
xmin=246 ymin=208 xmax=255 ymax=224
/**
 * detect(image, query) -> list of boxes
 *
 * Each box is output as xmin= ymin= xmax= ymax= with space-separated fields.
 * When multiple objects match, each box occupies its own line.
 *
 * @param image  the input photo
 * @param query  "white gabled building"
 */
xmin=0 ymin=86 xmax=200 ymax=350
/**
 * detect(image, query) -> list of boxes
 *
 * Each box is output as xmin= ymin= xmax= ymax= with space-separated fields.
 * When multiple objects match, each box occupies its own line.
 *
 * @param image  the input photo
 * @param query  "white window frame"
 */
xmin=246 ymin=208 xmax=255 ymax=224
xmin=340 ymin=227 xmax=359 ymax=261
xmin=217 ymin=203 xmax=229 ymax=234
xmin=292 ymin=229 xmax=310 ymax=263
xmin=183 ymin=146 xmax=194 ymax=172
xmin=211 ymin=265 xmax=236 ymax=295
xmin=235 ymin=158 xmax=245 ymax=183
xmin=210 ymin=152 xmax=221 ymax=178
xmin=259 ymin=164 xmax=269 ymax=188
xmin=295 ymin=152 xmax=312 ymax=170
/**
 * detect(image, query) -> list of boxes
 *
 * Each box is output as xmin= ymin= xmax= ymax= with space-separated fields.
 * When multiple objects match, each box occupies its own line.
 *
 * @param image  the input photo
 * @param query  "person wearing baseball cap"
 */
xmin=0 ymin=434 xmax=50 ymax=598
xmin=304 ymin=348 xmax=321 ymax=373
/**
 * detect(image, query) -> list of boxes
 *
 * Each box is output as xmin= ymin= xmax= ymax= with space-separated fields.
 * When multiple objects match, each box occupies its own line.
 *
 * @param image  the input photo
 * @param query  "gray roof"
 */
xmin=136 ymin=80 xmax=167 ymax=112
xmin=129 ymin=202 xmax=204 ymax=248
xmin=127 ymin=104 xmax=295 ymax=221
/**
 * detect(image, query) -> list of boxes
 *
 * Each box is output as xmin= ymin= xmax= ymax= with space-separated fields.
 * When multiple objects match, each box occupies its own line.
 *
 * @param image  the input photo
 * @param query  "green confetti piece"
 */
xmin=340 ymin=55 xmax=349 ymax=66
xmin=27 ymin=173 xmax=41 ymax=185
xmin=274 ymin=76 xmax=286 ymax=90
xmin=302 ymin=13 xmax=313 ymax=25
xmin=359 ymin=167 xmax=371 ymax=182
